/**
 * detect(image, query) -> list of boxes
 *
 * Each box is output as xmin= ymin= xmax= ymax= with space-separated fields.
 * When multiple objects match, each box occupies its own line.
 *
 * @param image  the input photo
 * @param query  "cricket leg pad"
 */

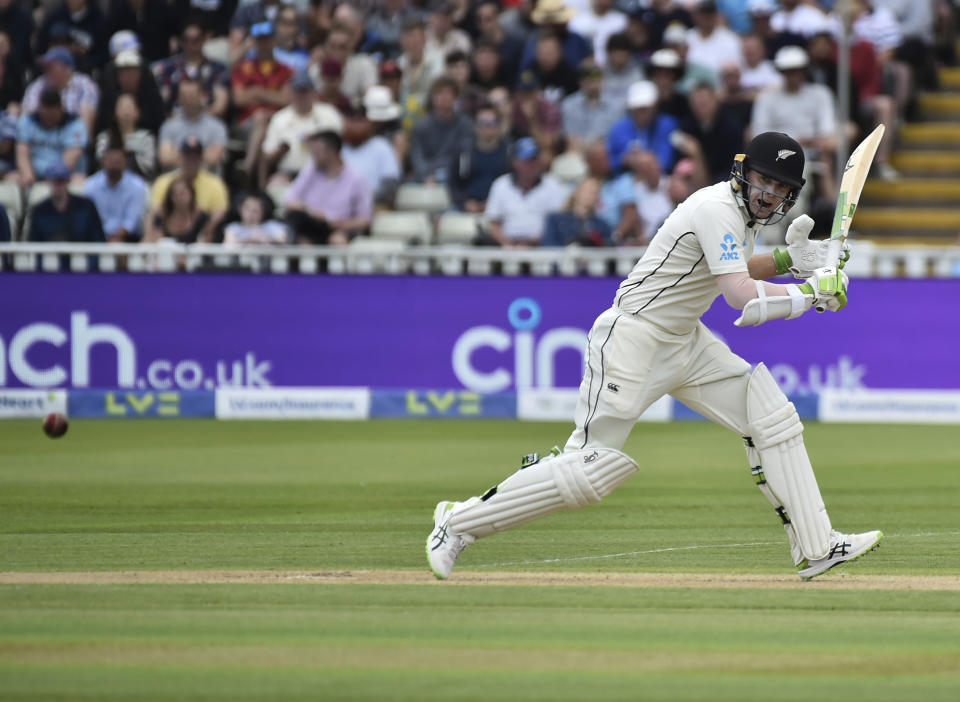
xmin=448 ymin=448 xmax=639 ymax=539
xmin=747 ymin=363 xmax=832 ymax=561
xmin=745 ymin=442 xmax=805 ymax=566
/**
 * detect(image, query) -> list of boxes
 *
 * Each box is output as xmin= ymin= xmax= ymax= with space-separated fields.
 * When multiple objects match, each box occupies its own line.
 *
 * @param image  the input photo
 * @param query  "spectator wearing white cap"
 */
xmin=568 ymin=0 xmax=628 ymax=68
xmin=750 ymin=45 xmax=836 ymax=201
xmin=606 ymin=80 xmax=679 ymax=171
xmin=646 ymin=48 xmax=690 ymax=123
xmin=686 ymin=0 xmax=744 ymax=82
xmin=770 ymin=0 xmax=830 ymax=38
xmin=106 ymin=0 xmax=177 ymax=63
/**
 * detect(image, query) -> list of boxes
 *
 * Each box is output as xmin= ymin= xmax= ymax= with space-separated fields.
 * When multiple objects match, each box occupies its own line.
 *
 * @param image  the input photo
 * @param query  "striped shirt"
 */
xmin=22 ymin=74 xmax=100 ymax=117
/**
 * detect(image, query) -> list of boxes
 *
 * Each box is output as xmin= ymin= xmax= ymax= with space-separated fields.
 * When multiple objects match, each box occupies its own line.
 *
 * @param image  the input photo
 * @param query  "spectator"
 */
xmin=283 ymin=129 xmax=372 ymax=245
xmin=740 ymin=32 xmax=782 ymax=98
xmin=530 ymin=30 xmax=580 ymax=101
xmin=624 ymin=8 xmax=657 ymax=64
xmin=686 ymin=0 xmax=744 ymax=83
xmin=746 ymin=0 xmax=780 ymax=54
xmin=660 ymin=22 xmax=719 ymax=96
xmin=561 ymin=57 xmax=625 ymax=151
xmin=511 ymin=70 xmax=563 ymax=159
xmin=849 ymin=0 xmax=913 ymax=121
xmin=157 ymin=77 xmax=228 ymax=172
xmin=365 ymin=0 xmax=415 ymax=58
xmin=36 ymin=0 xmax=109 ymax=73
xmin=584 ymin=140 xmax=640 ymax=243
xmin=625 ymin=144 xmax=673 ymax=242
xmin=0 ymin=109 xmax=17 ymax=177
xmin=96 ymin=48 xmax=166 ymax=134
xmin=28 ymin=161 xmax=104 ymax=242
xmin=879 ymin=0 xmax=938 ymax=90
xmin=448 ymin=104 xmax=510 ymax=213
xmin=398 ymin=16 xmax=445 ymax=107
xmin=678 ymin=81 xmax=744 ymax=183
xmin=362 ymin=84 xmax=407 ymax=170
xmin=602 ymin=33 xmax=643 ymax=105
xmin=470 ymin=40 xmax=509 ymax=92
xmin=106 ymin=0 xmax=177 ymax=63
xmin=569 ymin=0 xmax=628 ymax=68
xmin=750 ymin=45 xmax=837 ymax=200
xmin=22 ymin=48 xmax=99 ymax=138
xmin=232 ymin=21 xmax=294 ymax=184
xmin=427 ymin=1 xmax=472 ymax=57
xmin=144 ymin=176 xmax=209 ymax=243
xmin=483 ymin=137 xmax=569 ymax=247
xmin=228 ymin=0 xmax=284 ymax=66
xmin=341 ymin=106 xmax=401 ymax=206
xmin=541 ymin=177 xmax=612 ymax=247
xmin=312 ymin=21 xmax=378 ymax=105
xmin=647 ymin=0 xmax=694 ymax=47
xmin=473 ymin=0 xmax=526 ymax=82
xmin=607 ymin=80 xmax=678 ymax=172
xmin=317 ymin=59 xmax=351 ymax=113
xmin=522 ymin=0 xmax=593 ymax=71
xmin=409 ymin=76 xmax=473 ymax=184
xmin=0 ymin=0 xmax=33 ymax=69
xmin=647 ymin=49 xmax=691 ymax=124
xmin=16 ymin=88 xmax=87 ymax=188
xmin=444 ymin=50 xmax=486 ymax=117
xmin=95 ymin=94 xmax=155 ymax=178
xmin=151 ymin=20 xmax=230 ymax=119
xmin=171 ymin=0 xmax=233 ymax=38
xmin=149 ymin=137 xmax=228 ymax=241
xmin=0 ymin=40 xmax=25 ymax=113
xmin=223 ymin=193 xmax=290 ymax=245
xmin=271 ymin=5 xmax=308 ymax=73
xmin=263 ymin=71 xmax=343 ymax=186
xmin=719 ymin=63 xmax=756 ymax=130
xmin=83 ymin=137 xmax=147 ymax=241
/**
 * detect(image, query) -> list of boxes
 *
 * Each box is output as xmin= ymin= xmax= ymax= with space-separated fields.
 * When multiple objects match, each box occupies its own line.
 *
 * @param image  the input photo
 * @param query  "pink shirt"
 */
xmin=284 ymin=161 xmax=373 ymax=222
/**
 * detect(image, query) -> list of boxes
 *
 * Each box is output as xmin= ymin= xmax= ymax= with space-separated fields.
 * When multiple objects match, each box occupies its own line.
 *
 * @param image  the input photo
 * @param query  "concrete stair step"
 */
xmin=861 ymin=178 xmax=960 ymax=205
xmin=917 ymin=92 xmax=960 ymax=116
xmin=891 ymin=151 xmax=960 ymax=175
xmin=899 ymin=122 xmax=960 ymax=146
xmin=938 ymin=66 xmax=960 ymax=90
xmin=852 ymin=208 xmax=960 ymax=237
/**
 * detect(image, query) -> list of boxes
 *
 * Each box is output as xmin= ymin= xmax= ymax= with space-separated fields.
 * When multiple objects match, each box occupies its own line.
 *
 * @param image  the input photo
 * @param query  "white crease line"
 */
xmin=475 ymin=530 xmax=960 ymax=568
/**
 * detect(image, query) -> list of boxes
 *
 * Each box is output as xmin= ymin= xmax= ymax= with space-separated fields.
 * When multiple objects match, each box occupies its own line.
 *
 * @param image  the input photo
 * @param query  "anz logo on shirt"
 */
xmin=719 ymin=233 xmax=741 ymax=261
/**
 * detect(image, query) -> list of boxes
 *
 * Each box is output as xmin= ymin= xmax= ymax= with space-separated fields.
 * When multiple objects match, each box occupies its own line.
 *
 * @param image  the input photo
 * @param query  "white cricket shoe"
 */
xmin=798 ymin=530 xmax=883 ymax=580
xmin=426 ymin=500 xmax=475 ymax=580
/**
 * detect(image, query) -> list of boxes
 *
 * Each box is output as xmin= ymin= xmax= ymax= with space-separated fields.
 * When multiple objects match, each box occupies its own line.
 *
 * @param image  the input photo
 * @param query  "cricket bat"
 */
xmin=817 ymin=124 xmax=885 ymax=311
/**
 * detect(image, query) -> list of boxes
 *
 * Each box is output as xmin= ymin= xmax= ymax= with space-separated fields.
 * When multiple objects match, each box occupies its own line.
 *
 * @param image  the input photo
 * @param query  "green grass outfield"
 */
xmin=1 ymin=419 xmax=958 ymax=701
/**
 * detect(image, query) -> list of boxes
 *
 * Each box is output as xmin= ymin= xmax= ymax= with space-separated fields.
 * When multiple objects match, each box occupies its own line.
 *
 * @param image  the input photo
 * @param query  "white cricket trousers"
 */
xmin=566 ymin=307 xmax=753 ymax=451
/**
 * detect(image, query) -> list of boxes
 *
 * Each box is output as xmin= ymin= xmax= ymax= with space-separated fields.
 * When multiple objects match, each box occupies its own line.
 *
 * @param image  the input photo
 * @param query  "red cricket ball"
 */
xmin=42 ymin=412 xmax=69 ymax=439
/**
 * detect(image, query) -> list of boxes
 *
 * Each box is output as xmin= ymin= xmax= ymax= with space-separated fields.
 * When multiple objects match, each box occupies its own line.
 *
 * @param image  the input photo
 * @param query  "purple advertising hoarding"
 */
xmin=1 ymin=273 xmax=957 ymax=392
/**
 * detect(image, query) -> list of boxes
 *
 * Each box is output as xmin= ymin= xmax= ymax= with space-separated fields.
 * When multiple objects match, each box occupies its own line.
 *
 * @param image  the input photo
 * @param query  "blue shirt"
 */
xmin=17 ymin=113 xmax=88 ymax=176
xmin=606 ymin=113 xmax=679 ymax=173
xmin=83 ymin=170 xmax=148 ymax=238
xmin=28 ymin=194 xmax=104 ymax=243
xmin=597 ymin=173 xmax=637 ymax=232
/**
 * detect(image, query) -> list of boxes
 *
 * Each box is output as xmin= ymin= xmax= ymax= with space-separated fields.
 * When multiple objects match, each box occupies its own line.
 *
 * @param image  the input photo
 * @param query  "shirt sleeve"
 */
xmin=65 ymin=118 xmax=88 ymax=148
xmin=122 ymin=179 xmax=146 ymax=234
xmin=284 ymin=164 xmax=312 ymax=205
xmin=483 ymin=177 xmax=506 ymax=222
xmin=261 ymin=113 xmax=283 ymax=153
xmin=209 ymin=118 xmax=228 ymax=147
xmin=351 ymin=173 xmax=373 ymax=222
xmin=693 ymin=199 xmax=750 ymax=275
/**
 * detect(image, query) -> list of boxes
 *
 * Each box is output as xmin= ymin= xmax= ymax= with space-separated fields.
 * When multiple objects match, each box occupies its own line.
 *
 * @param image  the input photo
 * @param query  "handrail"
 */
xmin=0 ymin=241 xmax=957 ymax=277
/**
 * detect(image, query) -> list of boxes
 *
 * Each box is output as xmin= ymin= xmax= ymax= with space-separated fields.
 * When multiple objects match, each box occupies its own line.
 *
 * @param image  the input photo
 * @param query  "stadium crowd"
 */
xmin=0 ymin=0 xmax=950 ymax=247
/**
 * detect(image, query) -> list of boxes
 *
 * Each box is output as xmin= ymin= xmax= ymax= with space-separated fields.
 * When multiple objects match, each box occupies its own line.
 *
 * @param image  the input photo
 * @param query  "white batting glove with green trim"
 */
xmin=799 ymin=266 xmax=849 ymax=312
xmin=773 ymin=215 xmax=851 ymax=279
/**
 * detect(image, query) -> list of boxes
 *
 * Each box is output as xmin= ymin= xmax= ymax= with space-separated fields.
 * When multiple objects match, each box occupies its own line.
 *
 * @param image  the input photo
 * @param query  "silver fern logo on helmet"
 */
xmin=776 ymin=149 xmax=796 ymax=161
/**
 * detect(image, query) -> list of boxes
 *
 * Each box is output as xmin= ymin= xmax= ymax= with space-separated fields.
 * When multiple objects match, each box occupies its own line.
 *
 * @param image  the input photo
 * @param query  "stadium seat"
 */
xmin=394 ymin=183 xmax=451 ymax=212
xmin=0 ymin=181 xmax=22 ymax=221
xmin=370 ymin=211 xmax=432 ymax=244
xmin=550 ymin=151 xmax=587 ymax=185
xmin=436 ymin=212 xmax=482 ymax=245
xmin=26 ymin=182 xmax=52 ymax=208
xmin=203 ymin=37 xmax=230 ymax=66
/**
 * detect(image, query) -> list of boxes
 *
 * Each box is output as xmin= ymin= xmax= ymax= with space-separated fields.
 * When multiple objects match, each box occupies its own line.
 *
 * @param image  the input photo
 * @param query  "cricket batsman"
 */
xmin=427 ymin=132 xmax=882 ymax=581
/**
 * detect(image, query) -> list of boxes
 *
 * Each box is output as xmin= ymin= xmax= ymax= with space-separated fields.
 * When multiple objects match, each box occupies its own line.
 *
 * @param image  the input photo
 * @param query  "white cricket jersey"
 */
xmin=614 ymin=181 xmax=761 ymax=334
